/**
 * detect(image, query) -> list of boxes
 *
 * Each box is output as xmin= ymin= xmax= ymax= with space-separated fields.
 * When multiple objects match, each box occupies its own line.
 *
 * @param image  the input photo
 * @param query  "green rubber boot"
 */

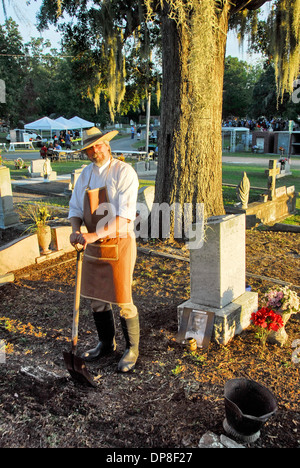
xmin=118 ymin=315 xmax=140 ymax=372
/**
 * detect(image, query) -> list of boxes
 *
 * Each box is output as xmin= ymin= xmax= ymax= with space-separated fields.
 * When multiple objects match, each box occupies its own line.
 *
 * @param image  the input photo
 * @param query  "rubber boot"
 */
xmin=82 ymin=310 xmax=116 ymax=362
xmin=118 ymin=315 xmax=140 ymax=372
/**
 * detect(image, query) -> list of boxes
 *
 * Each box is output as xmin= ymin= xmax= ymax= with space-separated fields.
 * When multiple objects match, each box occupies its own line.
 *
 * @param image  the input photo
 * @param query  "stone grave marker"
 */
xmin=136 ymin=185 xmax=155 ymax=219
xmin=135 ymin=160 xmax=158 ymax=176
xmin=65 ymin=165 xmax=87 ymax=195
xmin=277 ymin=158 xmax=292 ymax=178
xmin=266 ymin=160 xmax=280 ymax=200
xmin=149 ymin=160 xmax=158 ymax=171
xmin=178 ymin=214 xmax=258 ymax=345
xmin=30 ymin=159 xmax=45 ymax=177
xmin=275 ymin=186 xmax=287 ymax=198
xmin=287 ymin=185 xmax=295 ymax=196
xmin=0 ymin=165 xmax=20 ymax=229
xmin=135 ymin=161 xmax=147 ymax=173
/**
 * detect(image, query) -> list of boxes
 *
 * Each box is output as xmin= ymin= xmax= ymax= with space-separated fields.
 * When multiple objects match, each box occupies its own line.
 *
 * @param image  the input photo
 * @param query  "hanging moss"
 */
xmin=56 ymin=0 xmax=62 ymax=18
xmin=105 ymin=33 xmax=126 ymax=121
xmin=230 ymin=0 xmax=300 ymax=102
xmin=271 ymin=0 xmax=300 ymax=101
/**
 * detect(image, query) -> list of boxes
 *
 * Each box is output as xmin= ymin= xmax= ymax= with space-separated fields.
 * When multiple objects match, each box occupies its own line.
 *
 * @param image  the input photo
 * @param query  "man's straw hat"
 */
xmin=81 ymin=127 xmax=118 ymax=151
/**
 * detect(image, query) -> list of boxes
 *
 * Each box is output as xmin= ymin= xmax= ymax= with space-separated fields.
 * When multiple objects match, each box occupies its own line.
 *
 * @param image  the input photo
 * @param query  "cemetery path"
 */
xmin=222 ymin=155 xmax=300 ymax=167
xmin=0 ymin=231 xmax=299 ymax=448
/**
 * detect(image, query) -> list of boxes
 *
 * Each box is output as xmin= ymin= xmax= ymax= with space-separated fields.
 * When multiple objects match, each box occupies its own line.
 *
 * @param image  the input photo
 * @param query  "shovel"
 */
xmin=63 ymin=248 xmax=96 ymax=387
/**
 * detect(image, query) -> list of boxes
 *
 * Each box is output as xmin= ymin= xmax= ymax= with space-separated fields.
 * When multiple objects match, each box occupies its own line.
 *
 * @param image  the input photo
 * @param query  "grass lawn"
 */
xmin=222 ymin=163 xmax=300 ymax=192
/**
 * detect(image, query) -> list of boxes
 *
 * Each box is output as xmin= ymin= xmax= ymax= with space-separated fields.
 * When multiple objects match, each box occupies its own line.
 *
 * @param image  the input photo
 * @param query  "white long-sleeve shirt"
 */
xmin=69 ymin=158 xmax=139 ymax=223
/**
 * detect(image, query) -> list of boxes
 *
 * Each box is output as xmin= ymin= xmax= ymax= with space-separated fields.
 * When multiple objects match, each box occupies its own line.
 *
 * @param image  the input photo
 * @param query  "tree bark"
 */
xmin=155 ymin=1 xmax=231 ymax=235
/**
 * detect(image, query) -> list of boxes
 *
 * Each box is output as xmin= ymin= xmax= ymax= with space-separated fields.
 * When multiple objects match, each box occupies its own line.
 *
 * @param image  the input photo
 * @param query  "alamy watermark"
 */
xmin=292 ymin=79 xmax=300 ymax=104
xmin=0 ymin=340 xmax=6 ymax=364
xmin=95 ymin=200 xmax=206 ymax=250
xmin=0 ymin=79 xmax=6 ymax=104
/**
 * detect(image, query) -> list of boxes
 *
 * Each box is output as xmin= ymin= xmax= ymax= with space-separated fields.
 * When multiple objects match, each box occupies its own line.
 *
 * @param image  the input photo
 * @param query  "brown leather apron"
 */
xmin=80 ymin=165 xmax=136 ymax=306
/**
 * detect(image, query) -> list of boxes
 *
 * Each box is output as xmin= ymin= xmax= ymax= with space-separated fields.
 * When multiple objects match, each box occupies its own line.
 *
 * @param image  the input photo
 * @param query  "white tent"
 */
xmin=69 ymin=116 xmax=94 ymax=128
xmin=24 ymin=117 xmax=67 ymax=131
xmin=55 ymin=116 xmax=80 ymax=130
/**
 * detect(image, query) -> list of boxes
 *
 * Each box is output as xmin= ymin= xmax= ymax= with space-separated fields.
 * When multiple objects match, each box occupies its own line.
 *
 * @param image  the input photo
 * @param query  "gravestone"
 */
xmin=135 ymin=161 xmax=147 ymax=173
xmin=149 ymin=160 xmax=158 ymax=171
xmin=30 ymin=159 xmax=45 ymax=177
xmin=277 ymin=158 xmax=292 ymax=178
xmin=65 ymin=165 xmax=87 ymax=195
xmin=0 ymin=165 xmax=20 ymax=229
xmin=266 ymin=160 xmax=280 ymax=200
xmin=137 ymin=186 xmax=155 ymax=218
xmin=135 ymin=160 xmax=158 ymax=176
xmin=178 ymin=214 xmax=258 ymax=345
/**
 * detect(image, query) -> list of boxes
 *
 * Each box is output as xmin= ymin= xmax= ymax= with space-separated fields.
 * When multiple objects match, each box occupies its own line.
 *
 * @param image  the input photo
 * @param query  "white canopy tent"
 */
xmin=24 ymin=117 xmax=68 ymax=142
xmin=69 ymin=116 xmax=94 ymax=128
xmin=54 ymin=116 xmax=80 ymax=130
xmin=68 ymin=116 xmax=95 ymax=144
xmin=24 ymin=117 xmax=68 ymax=132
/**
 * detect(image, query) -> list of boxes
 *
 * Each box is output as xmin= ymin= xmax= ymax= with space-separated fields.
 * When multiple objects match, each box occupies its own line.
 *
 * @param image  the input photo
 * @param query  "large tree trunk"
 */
xmin=155 ymin=0 xmax=231 ymax=236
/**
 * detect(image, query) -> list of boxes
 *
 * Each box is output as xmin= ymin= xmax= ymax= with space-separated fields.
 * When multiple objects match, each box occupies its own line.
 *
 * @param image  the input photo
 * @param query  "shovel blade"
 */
xmin=63 ymin=351 xmax=97 ymax=388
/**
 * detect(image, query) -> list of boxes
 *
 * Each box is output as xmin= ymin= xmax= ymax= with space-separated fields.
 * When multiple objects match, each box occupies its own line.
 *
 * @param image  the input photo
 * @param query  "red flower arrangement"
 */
xmin=251 ymin=307 xmax=284 ymax=346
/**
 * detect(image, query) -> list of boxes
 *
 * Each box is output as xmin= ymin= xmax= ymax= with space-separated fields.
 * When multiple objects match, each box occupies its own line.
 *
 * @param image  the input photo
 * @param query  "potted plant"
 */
xmin=21 ymin=204 xmax=53 ymax=255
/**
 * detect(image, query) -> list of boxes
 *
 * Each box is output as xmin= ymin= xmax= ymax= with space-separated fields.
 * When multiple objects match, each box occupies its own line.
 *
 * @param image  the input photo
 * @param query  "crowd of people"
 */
xmin=222 ymin=117 xmax=300 ymax=132
xmin=39 ymin=129 xmax=80 ymax=161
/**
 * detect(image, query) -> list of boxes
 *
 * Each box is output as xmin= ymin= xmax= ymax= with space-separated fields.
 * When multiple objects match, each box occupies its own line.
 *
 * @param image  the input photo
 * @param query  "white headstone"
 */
xmin=190 ymin=214 xmax=246 ymax=309
xmin=68 ymin=165 xmax=87 ymax=192
xmin=30 ymin=159 xmax=45 ymax=177
xmin=0 ymin=165 xmax=20 ymax=228
xmin=136 ymin=186 xmax=155 ymax=220
xmin=135 ymin=161 xmax=147 ymax=173
xmin=178 ymin=213 xmax=258 ymax=345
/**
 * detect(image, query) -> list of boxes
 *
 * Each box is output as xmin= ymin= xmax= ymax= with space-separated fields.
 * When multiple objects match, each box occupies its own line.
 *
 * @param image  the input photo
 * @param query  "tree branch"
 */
xmin=230 ymin=0 xmax=272 ymax=14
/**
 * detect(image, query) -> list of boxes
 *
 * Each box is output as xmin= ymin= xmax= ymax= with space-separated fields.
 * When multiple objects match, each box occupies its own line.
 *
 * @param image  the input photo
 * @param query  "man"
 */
xmin=131 ymin=125 xmax=135 ymax=139
xmin=65 ymin=131 xmax=72 ymax=149
xmin=69 ymin=127 xmax=140 ymax=372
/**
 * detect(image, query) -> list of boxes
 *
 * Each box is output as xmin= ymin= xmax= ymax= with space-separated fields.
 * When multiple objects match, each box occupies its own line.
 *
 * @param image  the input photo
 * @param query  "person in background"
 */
xmin=40 ymin=144 xmax=47 ymax=159
xmin=47 ymin=142 xmax=54 ymax=161
xmin=131 ymin=125 xmax=135 ymax=139
xmin=65 ymin=131 xmax=72 ymax=149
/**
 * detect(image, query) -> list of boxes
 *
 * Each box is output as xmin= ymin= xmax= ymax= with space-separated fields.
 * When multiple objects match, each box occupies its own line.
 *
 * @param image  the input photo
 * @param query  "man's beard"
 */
xmin=93 ymin=152 xmax=109 ymax=167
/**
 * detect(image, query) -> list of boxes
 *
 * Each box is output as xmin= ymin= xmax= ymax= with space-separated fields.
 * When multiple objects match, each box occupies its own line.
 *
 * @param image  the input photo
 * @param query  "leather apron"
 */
xmin=80 ymin=163 xmax=136 ymax=306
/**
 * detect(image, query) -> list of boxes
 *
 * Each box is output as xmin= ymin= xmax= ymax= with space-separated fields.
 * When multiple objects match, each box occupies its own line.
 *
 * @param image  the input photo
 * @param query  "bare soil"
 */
xmin=0 ymin=225 xmax=299 ymax=449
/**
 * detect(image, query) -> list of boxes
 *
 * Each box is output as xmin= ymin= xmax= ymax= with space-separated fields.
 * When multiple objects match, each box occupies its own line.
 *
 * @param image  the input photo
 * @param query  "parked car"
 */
xmin=6 ymin=130 xmax=41 ymax=141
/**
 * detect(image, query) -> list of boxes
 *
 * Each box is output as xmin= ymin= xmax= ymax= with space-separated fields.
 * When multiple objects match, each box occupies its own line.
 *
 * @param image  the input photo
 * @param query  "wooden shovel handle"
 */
xmin=71 ymin=249 xmax=83 ymax=352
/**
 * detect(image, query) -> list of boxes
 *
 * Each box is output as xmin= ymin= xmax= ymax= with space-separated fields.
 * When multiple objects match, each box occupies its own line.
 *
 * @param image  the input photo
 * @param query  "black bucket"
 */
xmin=223 ymin=378 xmax=278 ymax=442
